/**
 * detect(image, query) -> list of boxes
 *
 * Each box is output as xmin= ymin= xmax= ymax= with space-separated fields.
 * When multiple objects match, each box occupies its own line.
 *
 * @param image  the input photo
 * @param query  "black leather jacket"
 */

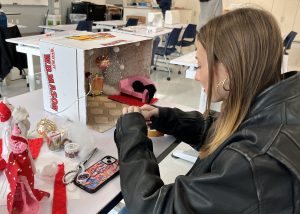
xmin=114 ymin=72 xmax=300 ymax=214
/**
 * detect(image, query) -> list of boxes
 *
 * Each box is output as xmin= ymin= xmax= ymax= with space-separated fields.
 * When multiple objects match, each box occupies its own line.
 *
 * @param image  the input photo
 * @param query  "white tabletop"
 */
xmin=0 ymin=89 xmax=179 ymax=214
xmin=164 ymin=23 xmax=188 ymax=29
xmin=93 ymin=20 xmax=127 ymax=27
xmin=6 ymin=30 xmax=151 ymax=51
xmin=5 ymin=12 xmax=21 ymax=16
xmin=7 ymin=23 xmax=27 ymax=29
xmin=40 ymin=31 xmax=152 ymax=50
xmin=170 ymin=51 xmax=197 ymax=67
xmin=114 ymin=25 xmax=172 ymax=38
xmin=5 ymin=31 xmax=83 ymax=48
xmin=6 ymin=34 xmax=46 ymax=48
xmin=38 ymin=24 xmax=77 ymax=31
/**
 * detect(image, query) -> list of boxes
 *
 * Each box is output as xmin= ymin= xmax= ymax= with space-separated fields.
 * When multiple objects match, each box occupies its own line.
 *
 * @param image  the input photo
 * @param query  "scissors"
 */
xmin=62 ymin=148 xmax=98 ymax=185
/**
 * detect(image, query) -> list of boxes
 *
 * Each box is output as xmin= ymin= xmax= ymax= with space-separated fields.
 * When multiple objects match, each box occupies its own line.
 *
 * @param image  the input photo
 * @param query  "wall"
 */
xmin=223 ymin=0 xmax=300 ymax=41
xmin=106 ymin=0 xmax=122 ymax=4
xmin=3 ymin=0 xmax=300 ymax=39
xmin=173 ymin=0 xmax=300 ymax=40
xmin=87 ymin=0 xmax=122 ymax=5
xmin=173 ymin=0 xmax=200 ymax=24
xmin=2 ymin=0 xmax=73 ymax=34
xmin=1 ymin=0 xmax=48 ymax=5
xmin=172 ymin=0 xmax=200 ymax=24
xmin=2 ymin=0 xmax=123 ymax=34
xmin=173 ymin=0 xmax=300 ymax=41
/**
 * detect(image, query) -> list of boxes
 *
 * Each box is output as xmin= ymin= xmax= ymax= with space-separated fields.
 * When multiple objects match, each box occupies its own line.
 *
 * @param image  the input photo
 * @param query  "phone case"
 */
xmin=74 ymin=155 xmax=119 ymax=193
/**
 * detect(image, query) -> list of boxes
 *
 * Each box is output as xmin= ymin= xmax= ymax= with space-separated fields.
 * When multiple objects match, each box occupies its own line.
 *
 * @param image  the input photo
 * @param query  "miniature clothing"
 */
xmin=114 ymin=71 xmax=300 ymax=213
xmin=5 ymin=135 xmax=49 ymax=214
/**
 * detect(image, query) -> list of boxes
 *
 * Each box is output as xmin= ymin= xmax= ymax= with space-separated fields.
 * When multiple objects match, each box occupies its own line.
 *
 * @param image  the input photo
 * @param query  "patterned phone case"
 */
xmin=74 ymin=156 xmax=119 ymax=193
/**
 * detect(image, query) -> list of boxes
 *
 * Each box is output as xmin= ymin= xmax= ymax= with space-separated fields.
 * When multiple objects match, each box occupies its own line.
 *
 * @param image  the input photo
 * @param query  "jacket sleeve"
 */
xmin=114 ymin=113 xmax=258 ymax=214
xmin=150 ymin=107 xmax=216 ymax=150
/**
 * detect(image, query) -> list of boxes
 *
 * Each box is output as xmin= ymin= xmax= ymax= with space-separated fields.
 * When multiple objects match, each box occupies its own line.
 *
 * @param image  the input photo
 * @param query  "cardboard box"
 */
xmin=40 ymin=31 xmax=152 ymax=124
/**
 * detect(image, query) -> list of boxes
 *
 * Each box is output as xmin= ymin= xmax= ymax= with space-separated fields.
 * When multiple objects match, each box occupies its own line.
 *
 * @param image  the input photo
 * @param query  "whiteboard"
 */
xmin=2 ymin=0 xmax=48 ymax=6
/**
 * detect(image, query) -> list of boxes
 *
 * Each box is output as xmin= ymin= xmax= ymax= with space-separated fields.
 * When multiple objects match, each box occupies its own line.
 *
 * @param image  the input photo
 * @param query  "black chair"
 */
xmin=76 ymin=20 xmax=93 ymax=32
xmin=125 ymin=18 xmax=139 ymax=27
xmin=151 ymin=36 xmax=161 ymax=72
xmin=0 ymin=25 xmax=27 ymax=79
xmin=282 ymin=31 xmax=298 ymax=74
xmin=0 ymin=25 xmax=28 ymax=96
xmin=177 ymin=24 xmax=197 ymax=56
xmin=154 ymin=28 xmax=182 ymax=80
xmin=283 ymin=31 xmax=297 ymax=54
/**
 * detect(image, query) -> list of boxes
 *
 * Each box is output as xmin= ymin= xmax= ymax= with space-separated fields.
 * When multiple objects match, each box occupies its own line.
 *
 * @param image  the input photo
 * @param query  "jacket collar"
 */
xmin=249 ymin=71 xmax=300 ymax=117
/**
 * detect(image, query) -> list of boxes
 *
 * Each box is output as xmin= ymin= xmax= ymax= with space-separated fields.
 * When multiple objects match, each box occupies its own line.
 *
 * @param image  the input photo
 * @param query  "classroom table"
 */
xmin=114 ymin=25 xmax=172 ymax=38
xmin=0 ymin=89 xmax=182 ymax=214
xmin=164 ymin=23 xmax=188 ymax=29
xmin=170 ymin=51 xmax=197 ymax=79
xmin=38 ymin=24 xmax=78 ymax=32
xmin=93 ymin=20 xmax=127 ymax=32
xmin=170 ymin=51 xmax=207 ymax=113
xmin=6 ymin=31 xmax=83 ymax=91
xmin=38 ymin=24 xmax=105 ymax=32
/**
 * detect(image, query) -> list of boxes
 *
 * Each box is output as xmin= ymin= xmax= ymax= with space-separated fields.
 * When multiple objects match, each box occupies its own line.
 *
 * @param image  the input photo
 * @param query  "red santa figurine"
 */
xmin=2 ymin=105 xmax=49 ymax=214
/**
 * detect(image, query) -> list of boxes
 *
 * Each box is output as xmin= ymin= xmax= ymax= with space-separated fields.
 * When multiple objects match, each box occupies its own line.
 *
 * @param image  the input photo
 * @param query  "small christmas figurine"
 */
xmin=0 ymin=98 xmax=14 ymax=171
xmin=0 ymin=104 xmax=49 ymax=214
xmin=89 ymin=55 xmax=110 ymax=96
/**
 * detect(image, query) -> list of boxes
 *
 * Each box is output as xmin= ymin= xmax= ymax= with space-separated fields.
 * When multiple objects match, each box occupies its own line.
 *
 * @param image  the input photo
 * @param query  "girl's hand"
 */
xmin=140 ymin=105 xmax=159 ymax=122
xmin=122 ymin=106 xmax=142 ymax=115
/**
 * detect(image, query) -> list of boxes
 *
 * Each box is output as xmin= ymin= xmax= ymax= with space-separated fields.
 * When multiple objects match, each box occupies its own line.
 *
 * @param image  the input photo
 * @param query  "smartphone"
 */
xmin=74 ymin=155 xmax=119 ymax=193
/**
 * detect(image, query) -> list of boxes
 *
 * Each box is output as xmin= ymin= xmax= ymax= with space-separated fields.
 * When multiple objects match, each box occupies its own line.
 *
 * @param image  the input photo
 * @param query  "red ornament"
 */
xmin=95 ymin=55 xmax=110 ymax=71
xmin=0 ymin=158 xmax=6 ymax=170
xmin=0 ymin=102 xmax=12 ymax=122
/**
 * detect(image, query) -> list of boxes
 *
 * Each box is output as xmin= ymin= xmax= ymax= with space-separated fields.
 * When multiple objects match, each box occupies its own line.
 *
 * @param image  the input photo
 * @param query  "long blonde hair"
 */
xmin=198 ymin=8 xmax=283 ymax=158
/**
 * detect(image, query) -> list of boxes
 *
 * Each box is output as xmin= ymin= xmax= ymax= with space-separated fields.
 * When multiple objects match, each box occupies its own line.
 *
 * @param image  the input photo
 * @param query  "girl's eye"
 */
xmin=195 ymin=66 xmax=201 ymax=69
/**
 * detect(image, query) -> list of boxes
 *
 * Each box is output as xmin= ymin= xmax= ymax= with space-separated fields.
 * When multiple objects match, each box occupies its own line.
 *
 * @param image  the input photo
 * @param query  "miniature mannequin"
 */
xmin=4 ymin=106 xmax=49 ymax=214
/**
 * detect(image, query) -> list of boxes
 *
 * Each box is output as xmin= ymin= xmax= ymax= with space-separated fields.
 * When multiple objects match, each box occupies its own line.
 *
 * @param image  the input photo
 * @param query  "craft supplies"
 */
xmin=64 ymin=143 xmax=80 ymax=159
xmin=36 ymin=118 xmax=57 ymax=137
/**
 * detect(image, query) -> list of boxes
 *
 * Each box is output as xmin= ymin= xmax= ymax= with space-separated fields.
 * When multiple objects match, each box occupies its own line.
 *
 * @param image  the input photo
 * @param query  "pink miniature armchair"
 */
xmin=119 ymin=75 xmax=156 ymax=103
